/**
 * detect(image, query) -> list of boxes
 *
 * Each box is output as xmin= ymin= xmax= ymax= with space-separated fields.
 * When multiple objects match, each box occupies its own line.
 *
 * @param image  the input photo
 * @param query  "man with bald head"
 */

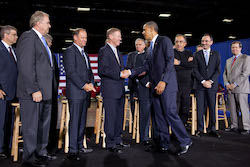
xmin=63 ymin=28 xmax=95 ymax=160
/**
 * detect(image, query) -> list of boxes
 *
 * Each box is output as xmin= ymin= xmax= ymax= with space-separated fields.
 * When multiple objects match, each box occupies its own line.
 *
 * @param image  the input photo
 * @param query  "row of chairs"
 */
xmin=10 ymin=92 xmax=228 ymax=161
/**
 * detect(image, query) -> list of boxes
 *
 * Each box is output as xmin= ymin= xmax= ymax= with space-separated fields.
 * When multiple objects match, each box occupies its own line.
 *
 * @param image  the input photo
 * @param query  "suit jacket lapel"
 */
xmin=231 ymin=53 xmax=242 ymax=71
xmin=31 ymin=29 xmax=51 ymax=66
xmin=72 ymin=44 xmax=90 ymax=68
xmin=107 ymin=44 xmax=121 ymax=67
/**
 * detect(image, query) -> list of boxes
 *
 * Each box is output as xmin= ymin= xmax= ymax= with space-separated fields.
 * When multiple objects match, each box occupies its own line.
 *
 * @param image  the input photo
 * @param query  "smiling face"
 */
xmin=231 ymin=43 xmax=242 ymax=56
xmin=108 ymin=30 xmax=122 ymax=47
xmin=135 ymin=40 xmax=146 ymax=53
xmin=74 ymin=30 xmax=87 ymax=48
xmin=201 ymin=35 xmax=213 ymax=50
xmin=175 ymin=36 xmax=186 ymax=52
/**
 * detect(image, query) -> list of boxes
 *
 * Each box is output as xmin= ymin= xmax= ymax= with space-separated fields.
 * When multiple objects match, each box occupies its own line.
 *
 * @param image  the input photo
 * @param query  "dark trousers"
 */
xmin=139 ymin=99 xmax=151 ymax=142
xmin=152 ymin=91 xmax=191 ymax=148
xmin=19 ymin=99 xmax=51 ymax=162
xmin=0 ymin=100 xmax=14 ymax=153
xmin=195 ymin=89 xmax=217 ymax=132
xmin=177 ymin=89 xmax=191 ymax=125
xmin=68 ymin=99 xmax=88 ymax=153
xmin=103 ymin=96 xmax=125 ymax=148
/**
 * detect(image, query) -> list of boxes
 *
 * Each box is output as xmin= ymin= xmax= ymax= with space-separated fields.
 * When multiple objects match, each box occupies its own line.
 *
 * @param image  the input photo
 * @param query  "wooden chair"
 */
xmin=187 ymin=94 xmax=197 ymax=135
xmin=132 ymin=97 xmax=140 ymax=143
xmin=11 ymin=103 xmax=23 ymax=162
xmin=95 ymin=96 xmax=106 ymax=148
xmin=58 ymin=99 xmax=87 ymax=153
xmin=123 ymin=94 xmax=133 ymax=133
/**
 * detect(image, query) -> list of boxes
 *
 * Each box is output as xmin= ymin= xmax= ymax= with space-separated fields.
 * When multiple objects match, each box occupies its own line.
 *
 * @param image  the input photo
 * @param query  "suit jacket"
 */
xmin=131 ymin=36 xmax=178 ymax=93
xmin=223 ymin=53 xmax=250 ymax=94
xmin=193 ymin=49 xmax=221 ymax=91
xmin=16 ymin=29 xmax=53 ymax=100
xmin=126 ymin=51 xmax=138 ymax=93
xmin=0 ymin=41 xmax=18 ymax=100
xmin=174 ymin=49 xmax=195 ymax=90
xmin=63 ymin=44 xmax=94 ymax=100
xmin=98 ymin=44 xmax=125 ymax=99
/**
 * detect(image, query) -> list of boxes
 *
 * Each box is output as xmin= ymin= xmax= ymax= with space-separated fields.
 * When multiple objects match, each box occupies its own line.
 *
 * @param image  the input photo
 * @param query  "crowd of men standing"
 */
xmin=0 ymin=10 xmax=250 ymax=167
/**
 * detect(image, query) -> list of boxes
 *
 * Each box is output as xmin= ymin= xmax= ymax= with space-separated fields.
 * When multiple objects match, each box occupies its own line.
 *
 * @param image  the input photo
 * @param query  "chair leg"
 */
xmin=64 ymin=103 xmax=70 ymax=153
xmin=136 ymin=101 xmax=140 ymax=143
xmin=58 ymin=103 xmax=66 ymax=149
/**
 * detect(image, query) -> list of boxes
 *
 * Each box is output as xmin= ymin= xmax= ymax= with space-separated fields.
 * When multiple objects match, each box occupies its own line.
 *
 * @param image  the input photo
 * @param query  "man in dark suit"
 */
xmin=0 ymin=25 xmax=18 ymax=158
xmin=44 ymin=34 xmax=60 ymax=152
xmin=98 ymin=28 xmax=130 ymax=154
xmin=63 ymin=28 xmax=95 ymax=160
xmin=126 ymin=38 xmax=151 ymax=144
xmin=128 ymin=21 xmax=192 ymax=155
xmin=16 ymin=11 xmax=56 ymax=167
xmin=174 ymin=34 xmax=195 ymax=125
xmin=193 ymin=33 xmax=221 ymax=138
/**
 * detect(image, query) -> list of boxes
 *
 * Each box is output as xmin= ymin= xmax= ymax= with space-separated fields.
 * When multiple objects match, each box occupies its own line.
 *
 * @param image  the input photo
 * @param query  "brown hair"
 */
xmin=106 ymin=28 xmax=120 ymax=39
xmin=1 ymin=25 xmax=17 ymax=39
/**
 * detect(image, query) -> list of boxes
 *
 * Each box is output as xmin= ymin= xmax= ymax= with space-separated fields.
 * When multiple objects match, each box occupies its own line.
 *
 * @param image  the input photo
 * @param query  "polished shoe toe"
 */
xmin=209 ymin=131 xmax=221 ymax=138
xmin=0 ymin=153 xmax=7 ymax=159
xmin=79 ymin=148 xmax=93 ymax=154
xmin=68 ymin=153 xmax=80 ymax=161
xmin=195 ymin=131 xmax=202 ymax=137
xmin=225 ymin=128 xmax=238 ymax=132
xmin=38 ymin=154 xmax=57 ymax=161
xmin=109 ymin=147 xmax=122 ymax=154
xmin=177 ymin=142 xmax=193 ymax=156
xmin=117 ymin=143 xmax=130 ymax=148
xmin=241 ymin=130 xmax=250 ymax=135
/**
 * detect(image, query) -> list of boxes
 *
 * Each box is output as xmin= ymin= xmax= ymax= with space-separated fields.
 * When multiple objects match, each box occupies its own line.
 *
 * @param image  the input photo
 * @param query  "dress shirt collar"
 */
xmin=1 ymin=40 xmax=11 ymax=50
xmin=233 ymin=53 xmax=241 ymax=59
xmin=151 ymin=34 xmax=159 ymax=49
xmin=137 ymin=50 xmax=145 ymax=54
xmin=203 ymin=48 xmax=211 ymax=55
xmin=73 ymin=43 xmax=84 ymax=53
xmin=107 ymin=42 xmax=117 ymax=54
xmin=32 ymin=28 xmax=43 ymax=39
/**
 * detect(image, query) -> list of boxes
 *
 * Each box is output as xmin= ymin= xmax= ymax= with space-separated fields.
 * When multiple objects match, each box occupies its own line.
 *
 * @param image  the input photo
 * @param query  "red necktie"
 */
xmin=231 ymin=57 xmax=236 ymax=68
xmin=9 ymin=47 xmax=17 ymax=64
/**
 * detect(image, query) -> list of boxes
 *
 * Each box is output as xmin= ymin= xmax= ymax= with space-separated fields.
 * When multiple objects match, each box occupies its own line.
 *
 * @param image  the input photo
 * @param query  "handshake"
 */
xmin=120 ymin=69 xmax=131 ymax=79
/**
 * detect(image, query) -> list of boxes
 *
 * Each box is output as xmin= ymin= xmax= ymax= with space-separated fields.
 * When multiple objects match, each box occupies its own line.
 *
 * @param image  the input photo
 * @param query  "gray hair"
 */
xmin=29 ymin=11 xmax=49 ymax=28
xmin=44 ymin=34 xmax=53 ymax=41
xmin=1 ymin=25 xmax=17 ymax=39
xmin=135 ymin=38 xmax=146 ymax=45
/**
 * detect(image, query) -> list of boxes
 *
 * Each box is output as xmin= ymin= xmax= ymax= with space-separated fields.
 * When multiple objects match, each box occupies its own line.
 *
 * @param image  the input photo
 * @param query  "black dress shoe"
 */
xmin=117 ymin=143 xmax=130 ymax=148
xmin=23 ymin=160 xmax=47 ymax=167
xmin=177 ymin=142 xmax=193 ymax=156
xmin=109 ymin=147 xmax=122 ymax=154
xmin=79 ymin=148 xmax=93 ymax=154
xmin=208 ymin=131 xmax=221 ymax=138
xmin=160 ymin=147 xmax=169 ymax=153
xmin=68 ymin=153 xmax=80 ymax=161
xmin=195 ymin=131 xmax=203 ymax=137
xmin=241 ymin=130 xmax=250 ymax=135
xmin=0 ymin=152 xmax=7 ymax=159
xmin=143 ymin=140 xmax=151 ymax=147
xmin=38 ymin=153 xmax=57 ymax=161
xmin=225 ymin=127 xmax=238 ymax=132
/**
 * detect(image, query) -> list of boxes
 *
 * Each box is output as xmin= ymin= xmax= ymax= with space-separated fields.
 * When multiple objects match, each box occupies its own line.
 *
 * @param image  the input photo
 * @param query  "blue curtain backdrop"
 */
xmin=186 ymin=38 xmax=250 ymax=86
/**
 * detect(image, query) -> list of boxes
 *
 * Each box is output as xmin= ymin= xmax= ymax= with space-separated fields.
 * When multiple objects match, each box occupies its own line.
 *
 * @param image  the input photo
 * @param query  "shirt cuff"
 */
xmin=201 ymin=80 xmax=206 ymax=84
xmin=209 ymin=80 xmax=214 ymax=84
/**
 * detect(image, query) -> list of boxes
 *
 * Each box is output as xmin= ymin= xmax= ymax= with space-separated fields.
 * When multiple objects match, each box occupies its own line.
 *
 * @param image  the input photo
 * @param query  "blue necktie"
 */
xmin=204 ymin=50 xmax=209 ymax=65
xmin=150 ymin=41 xmax=153 ymax=57
xmin=81 ymin=49 xmax=89 ymax=69
xmin=41 ymin=36 xmax=53 ymax=67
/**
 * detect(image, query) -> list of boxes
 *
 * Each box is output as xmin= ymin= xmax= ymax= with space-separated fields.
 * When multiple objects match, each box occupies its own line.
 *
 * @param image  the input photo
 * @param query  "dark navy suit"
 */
xmin=98 ymin=44 xmax=125 ymax=149
xmin=131 ymin=36 xmax=191 ymax=148
xmin=193 ymin=49 xmax=221 ymax=132
xmin=0 ymin=41 xmax=17 ymax=153
xmin=63 ymin=44 xmax=94 ymax=153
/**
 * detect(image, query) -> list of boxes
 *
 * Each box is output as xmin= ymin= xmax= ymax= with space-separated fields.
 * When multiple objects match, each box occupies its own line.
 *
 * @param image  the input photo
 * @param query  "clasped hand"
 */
xmin=83 ymin=83 xmax=97 ymax=92
xmin=202 ymin=80 xmax=212 ymax=88
xmin=226 ymin=84 xmax=236 ymax=91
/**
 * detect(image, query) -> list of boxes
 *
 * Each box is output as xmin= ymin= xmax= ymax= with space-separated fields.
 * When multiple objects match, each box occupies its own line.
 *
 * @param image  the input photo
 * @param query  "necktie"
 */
xmin=114 ymin=48 xmax=121 ymax=65
xmin=41 ymin=36 xmax=53 ymax=67
xmin=204 ymin=50 xmax=209 ymax=65
xmin=81 ymin=49 xmax=89 ymax=69
xmin=9 ymin=47 xmax=16 ymax=64
xmin=231 ymin=56 xmax=236 ymax=68
xmin=150 ymin=41 xmax=153 ymax=57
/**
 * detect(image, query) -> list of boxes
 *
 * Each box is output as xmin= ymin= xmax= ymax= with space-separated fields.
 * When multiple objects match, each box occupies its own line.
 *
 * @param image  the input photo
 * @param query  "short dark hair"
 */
xmin=144 ymin=21 xmax=159 ymax=33
xmin=203 ymin=33 xmax=213 ymax=41
xmin=1 ymin=25 xmax=17 ymax=39
xmin=231 ymin=41 xmax=242 ymax=48
xmin=72 ymin=28 xmax=86 ymax=37
xmin=175 ymin=34 xmax=187 ymax=42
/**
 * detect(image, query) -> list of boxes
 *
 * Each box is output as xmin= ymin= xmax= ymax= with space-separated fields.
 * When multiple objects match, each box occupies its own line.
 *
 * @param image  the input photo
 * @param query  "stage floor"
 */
xmin=1 ymin=128 xmax=250 ymax=167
